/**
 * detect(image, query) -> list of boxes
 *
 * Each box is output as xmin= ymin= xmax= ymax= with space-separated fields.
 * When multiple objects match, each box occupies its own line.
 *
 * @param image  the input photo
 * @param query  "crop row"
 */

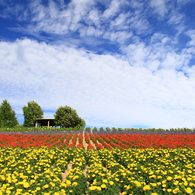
xmin=1 ymin=134 xmax=195 ymax=149
xmin=1 ymin=126 xmax=195 ymax=133
xmin=1 ymin=147 xmax=195 ymax=194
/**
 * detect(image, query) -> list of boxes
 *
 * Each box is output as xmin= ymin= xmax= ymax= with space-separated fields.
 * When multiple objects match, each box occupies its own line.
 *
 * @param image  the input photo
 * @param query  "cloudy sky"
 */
xmin=1 ymin=0 xmax=195 ymax=129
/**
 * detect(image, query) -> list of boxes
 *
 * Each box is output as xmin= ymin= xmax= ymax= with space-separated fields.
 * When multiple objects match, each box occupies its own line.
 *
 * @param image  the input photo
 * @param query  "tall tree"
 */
xmin=54 ymin=106 xmax=85 ymax=128
xmin=0 ymin=99 xmax=18 ymax=127
xmin=23 ymin=101 xmax=44 ymax=127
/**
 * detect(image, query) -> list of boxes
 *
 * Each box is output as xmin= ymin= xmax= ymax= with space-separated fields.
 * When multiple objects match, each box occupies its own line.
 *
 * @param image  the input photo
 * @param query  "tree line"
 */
xmin=0 ymin=99 xmax=85 ymax=128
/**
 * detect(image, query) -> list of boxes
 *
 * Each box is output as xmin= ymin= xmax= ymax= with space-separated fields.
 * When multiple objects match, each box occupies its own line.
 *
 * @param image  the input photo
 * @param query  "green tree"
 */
xmin=54 ymin=106 xmax=85 ymax=128
xmin=23 ymin=101 xmax=44 ymax=127
xmin=0 ymin=99 xmax=19 ymax=127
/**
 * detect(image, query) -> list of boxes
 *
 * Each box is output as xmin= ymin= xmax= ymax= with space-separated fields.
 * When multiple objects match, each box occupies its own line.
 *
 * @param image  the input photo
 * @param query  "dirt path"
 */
xmin=76 ymin=133 xmax=79 ymax=147
xmin=61 ymin=161 xmax=73 ymax=182
xmin=83 ymin=165 xmax=89 ymax=177
xmin=83 ymin=131 xmax=88 ymax=151
xmin=89 ymin=136 xmax=96 ymax=149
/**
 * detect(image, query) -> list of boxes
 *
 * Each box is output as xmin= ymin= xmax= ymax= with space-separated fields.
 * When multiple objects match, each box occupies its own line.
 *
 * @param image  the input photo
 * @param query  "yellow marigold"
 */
xmin=23 ymin=182 xmax=30 ymax=188
xmin=101 ymin=184 xmax=107 ymax=188
xmin=149 ymin=175 xmax=156 ymax=179
xmin=89 ymin=186 xmax=97 ymax=191
xmin=185 ymin=187 xmax=193 ymax=194
xmin=150 ymin=183 xmax=157 ymax=187
xmin=61 ymin=183 xmax=67 ymax=188
xmin=54 ymin=193 xmax=60 ymax=195
xmin=134 ymin=181 xmax=142 ymax=187
xmin=102 ymin=179 xmax=108 ymax=183
xmin=96 ymin=186 xmax=101 ymax=191
xmin=125 ymin=185 xmax=131 ymax=190
xmin=167 ymin=189 xmax=172 ymax=192
xmin=42 ymin=184 xmax=49 ymax=189
xmin=167 ymin=176 xmax=173 ymax=181
xmin=73 ymin=175 xmax=79 ymax=180
xmin=72 ymin=182 xmax=78 ymax=187
xmin=172 ymin=188 xmax=180 ymax=194
xmin=65 ymin=180 xmax=71 ymax=185
xmin=109 ymin=181 xmax=114 ymax=185
xmin=151 ymin=193 xmax=158 ymax=195
xmin=143 ymin=185 xmax=151 ymax=191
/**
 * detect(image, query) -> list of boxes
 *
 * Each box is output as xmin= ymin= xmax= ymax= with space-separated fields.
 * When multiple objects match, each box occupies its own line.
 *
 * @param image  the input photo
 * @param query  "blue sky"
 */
xmin=1 ymin=0 xmax=195 ymax=129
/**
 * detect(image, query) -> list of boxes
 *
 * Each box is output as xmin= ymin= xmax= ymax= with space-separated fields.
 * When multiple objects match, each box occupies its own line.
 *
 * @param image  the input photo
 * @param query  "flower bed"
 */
xmin=1 ymin=133 xmax=195 ymax=149
xmin=1 ymin=132 xmax=195 ymax=194
xmin=0 ymin=147 xmax=195 ymax=194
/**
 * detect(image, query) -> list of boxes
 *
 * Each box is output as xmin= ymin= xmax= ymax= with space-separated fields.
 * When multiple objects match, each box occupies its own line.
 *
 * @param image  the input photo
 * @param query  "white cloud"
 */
xmin=149 ymin=0 xmax=168 ymax=19
xmin=102 ymin=0 xmax=120 ymax=19
xmin=87 ymin=9 xmax=101 ymax=27
xmin=186 ymin=30 xmax=195 ymax=46
xmin=168 ymin=11 xmax=184 ymax=26
xmin=1 ymin=38 xmax=195 ymax=128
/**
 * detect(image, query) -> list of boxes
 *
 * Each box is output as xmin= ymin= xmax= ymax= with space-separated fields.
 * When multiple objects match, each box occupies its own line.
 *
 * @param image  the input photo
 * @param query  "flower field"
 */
xmin=0 ymin=132 xmax=195 ymax=194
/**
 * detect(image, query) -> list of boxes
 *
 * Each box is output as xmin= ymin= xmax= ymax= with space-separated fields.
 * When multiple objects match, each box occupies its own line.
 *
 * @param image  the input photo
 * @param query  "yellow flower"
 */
xmin=73 ymin=175 xmax=79 ymax=180
xmin=134 ymin=181 xmax=142 ymax=187
xmin=150 ymin=183 xmax=157 ymax=187
xmin=172 ymin=188 xmax=180 ymax=194
xmin=109 ymin=181 xmax=114 ymax=185
xmin=125 ymin=185 xmax=131 ymax=190
xmin=5 ymin=190 xmax=11 ymax=194
xmin=23 ymin=182 xmax=30 ymax=188
xmin=50 ymin=182 xmax=55 ymax=187
xmin=72 ymin=182 xmax=78 ymax=186
xmin=185 ymin=187 xmax=193 ymax=194
xmin=61 ymin=183 xmax=67 ymax=187
xmin=173 ymin=181 xmax=179 ymax=185
xmin=65 ymin=180 xmax=71 ymax=185
xmin=101 ymin=184 xmax=107 ymax=188
xmin=102 ymin=179 xmax=108 ymax=183
xmin=150 ymin=175 xmax=156 ymax=179
xmin=143 ymin=185 xmax=151 ymax=191
xmin=151 ymin=193 xmax=158 ymax=195
xmin=167 ymin=176 xmax=173 ymax=181
xmin=96 ymin=186 xmax=101 ymax=191
xmin=42 ymin=184 xmax=49 ymax=189
xmin=89 ymin=186 xmax=97 ymax=191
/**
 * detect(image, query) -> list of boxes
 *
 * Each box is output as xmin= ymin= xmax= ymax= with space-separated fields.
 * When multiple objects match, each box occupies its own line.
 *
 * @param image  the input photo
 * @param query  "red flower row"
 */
xmin=0 ymin=133 xmax=195 ymax=149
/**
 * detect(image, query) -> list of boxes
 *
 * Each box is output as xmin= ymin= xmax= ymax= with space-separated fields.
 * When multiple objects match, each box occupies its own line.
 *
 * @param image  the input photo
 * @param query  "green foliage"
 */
xmin=0 ymin=99 xmax=18 ymax=127
xmin=99 ymin=127 xmax=104 ymax=131
xmin=92 ymin=127 xmax=98 ymax=131
xmin=106 ymin=127 xmax=111 ymax=131
xmin=54 ymin=106 xmax=86 ymax=128
xmin=23 ymin=101 xmax=44 ymax=127
xmin=112 ymin=127 xmax=117 ymax=131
